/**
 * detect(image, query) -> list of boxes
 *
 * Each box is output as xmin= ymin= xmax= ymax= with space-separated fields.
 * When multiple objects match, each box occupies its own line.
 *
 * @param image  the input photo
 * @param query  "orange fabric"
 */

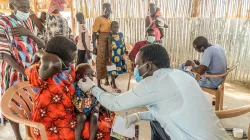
xmin=156 ymin=11 xmax=161 ymax=17
xmin=92 ymin=16 xmax=112 ymax=33
xmin=81 ymin=111 xmax=115 ymax=140
xmin=25 ymin=64 xmax=76 ymax=140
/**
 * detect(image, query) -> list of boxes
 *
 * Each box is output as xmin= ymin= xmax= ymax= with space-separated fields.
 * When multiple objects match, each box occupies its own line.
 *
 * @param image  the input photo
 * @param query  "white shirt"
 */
xmin=91 ymin=69 xmax=231 ymax=140
xmin=77 ymin=24 xmax=90 ymax=50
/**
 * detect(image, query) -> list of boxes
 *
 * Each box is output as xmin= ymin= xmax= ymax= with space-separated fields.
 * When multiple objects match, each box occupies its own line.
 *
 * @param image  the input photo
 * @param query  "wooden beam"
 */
xmin=247 ymin=10 xmax=250 ymax=18
xmin=236 ymin=0 xmax=242 ymax=18
xmin=33 ymin=0 xmax=38 ymax=15
xmin=191 ymin=0 xmax=200 ymax=17
xmin=70 ymin=0 xmax=75 ymax=35
xmin=225 ymin=0 xmax=230 ymax=18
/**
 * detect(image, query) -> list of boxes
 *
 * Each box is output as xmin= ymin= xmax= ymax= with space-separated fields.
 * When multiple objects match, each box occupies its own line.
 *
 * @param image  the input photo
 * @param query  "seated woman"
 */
xmin=25 ymin=36 xmax=77 ymax=139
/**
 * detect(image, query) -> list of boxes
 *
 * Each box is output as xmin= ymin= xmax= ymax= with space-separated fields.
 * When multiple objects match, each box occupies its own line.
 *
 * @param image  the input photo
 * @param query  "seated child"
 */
xmin=73 ymin=63 xmax=101 ymax=140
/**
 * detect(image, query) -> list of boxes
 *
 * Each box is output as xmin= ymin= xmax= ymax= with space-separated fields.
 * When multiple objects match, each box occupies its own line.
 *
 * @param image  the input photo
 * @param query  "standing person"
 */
xmin=0 ymin=0 xmax=45 ymax=139
xmin=75 ymin=12 xmax=91 ymax=65
xmin=77 ymin=44 xmax=231 ymax=140
xmin=129 ymin=29 xmax=155 ymax=63
xmin=145 ymin=3 xmax=161 ymax=42
xmin=107 ymin=21 xmax=127 ymax=93
xmin=45 ymin=0 xmax=71 ymax=42
xmin=92 ymin=3 xmax=112 ymax=91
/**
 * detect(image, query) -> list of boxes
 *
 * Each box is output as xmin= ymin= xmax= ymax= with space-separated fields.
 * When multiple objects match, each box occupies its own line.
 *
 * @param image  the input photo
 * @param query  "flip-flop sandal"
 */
xmin=112 ymin=87 xmax=121 ymax=93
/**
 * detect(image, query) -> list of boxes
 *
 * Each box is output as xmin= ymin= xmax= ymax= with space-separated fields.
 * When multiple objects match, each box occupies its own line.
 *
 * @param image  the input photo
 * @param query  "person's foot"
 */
xmin=110 ymin=82 xmax=121 ymax=93
xmin=104 ymin=81 xmax=109 ymax=86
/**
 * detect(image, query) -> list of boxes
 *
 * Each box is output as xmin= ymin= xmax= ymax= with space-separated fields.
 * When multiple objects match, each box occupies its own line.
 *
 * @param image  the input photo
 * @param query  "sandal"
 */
xmin=112 ymin=87 xmax=121 ymax=93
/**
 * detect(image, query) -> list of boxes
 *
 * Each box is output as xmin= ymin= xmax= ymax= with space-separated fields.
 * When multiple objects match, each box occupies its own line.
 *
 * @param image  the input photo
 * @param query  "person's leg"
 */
xmin=199 ymin=77 xmax=218 ymax=89
xmin=178 ymin=63 xmax=196 ymax=78
xmin=111 ymin=75 xmax=121 ymax=93
xmin=97 ymin=80 xmax=106 ymax=91
xmin=104 ymin=77 xmax=109 ymax=86
xmin=10 ymin=120 xmax=22 ymax=140
xmin=75 ymin=113 xmax=87 ymax=140
xmin=76 ymin=50 xmax=86 ymax=66
xmin=89 ymin=113 xmax=99 ymax=140
xmin=150 ymin=121 xmax=171 ymax=140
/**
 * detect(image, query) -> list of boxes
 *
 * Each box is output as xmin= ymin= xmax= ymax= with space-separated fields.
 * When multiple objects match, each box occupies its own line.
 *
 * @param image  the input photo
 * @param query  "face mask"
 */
xmin=147 ymin=36 xmax=155 ymax=44
xmin=134 ymin=63 xmax=148 ymax=83
xmin=15 ymin=10 xmax=30 ymax=21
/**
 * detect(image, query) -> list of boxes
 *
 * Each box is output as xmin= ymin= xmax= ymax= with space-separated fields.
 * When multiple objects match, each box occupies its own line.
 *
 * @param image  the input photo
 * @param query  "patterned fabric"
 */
xmin=72 ymin=84 xmax=97 ymax=114
xmin=108 ymin=33 xmax=127 ymax=76
xmin=45 ymin=14 xmax=71 ymax=42
xmin=25 ymin=64 xmax=76 ymax=140
xmin=81 ymin=111 xmax=115 ymax=140
xmin=0 ymin=16 xmax=38 ymax=96
xmin=48 ymin=0 xmax=66 ymax=14
xmin=96 ymin=33 xmax=110 ymax=80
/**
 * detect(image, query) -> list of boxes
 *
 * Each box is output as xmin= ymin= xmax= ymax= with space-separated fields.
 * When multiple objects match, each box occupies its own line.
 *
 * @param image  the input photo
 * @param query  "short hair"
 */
xmin=45 ymin=36 xmax=77 ymax=62
xmin=149 ymin=3 xmax=155 ymax=8
xmin=146 ymin=28 xmax=155 ymax=33
xmin=103 ymin=3 xmax=111 ymax=8
xmin=76 ymin=12 xmax=84 ymax=19
xmin=156 ymin=7 xmax=160 ymax=12
xmin=140 ymin=44 xmax=170 ymax=69
xmin=76 ymin=63 xmax=91 ymax=74
xmin=193 ymin=36 xmax=209 ymax=48
xmin=111 ymin=21 xmax=118 ymax=27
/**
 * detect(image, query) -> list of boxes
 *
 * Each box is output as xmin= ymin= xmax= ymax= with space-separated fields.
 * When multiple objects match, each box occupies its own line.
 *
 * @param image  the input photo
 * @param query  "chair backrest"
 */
xmin=219 ymin=63 xmax=239 ymax=89
xmin=0 ymin=82 xmax=47 ymax=140
xmin=196 ymin=63 xmax=239 ymax=89
xmin=215 ymin=104 xmax=250 ymax=140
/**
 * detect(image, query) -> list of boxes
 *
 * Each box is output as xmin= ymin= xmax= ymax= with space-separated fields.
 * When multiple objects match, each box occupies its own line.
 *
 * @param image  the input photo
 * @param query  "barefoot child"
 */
xmin=107 ymin=21 xmax=127 ymax=93
xmin=73 ymin=63 xmax=101 ymax=140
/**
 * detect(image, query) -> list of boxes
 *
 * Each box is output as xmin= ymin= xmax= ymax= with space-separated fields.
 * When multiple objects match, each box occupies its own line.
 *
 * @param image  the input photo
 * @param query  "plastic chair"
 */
xmin=0 ymin=81 xmax=48 ymax=140
xmin=215 ymin=105 xmax=250 ymax=139
xmin=196 ymin=64 xmax=238 ymax=111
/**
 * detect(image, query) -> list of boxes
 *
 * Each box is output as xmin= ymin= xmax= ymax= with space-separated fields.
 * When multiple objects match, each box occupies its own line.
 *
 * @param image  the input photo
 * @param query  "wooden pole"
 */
xmin=191 ymin=0 xmax=200 ymax=17
xmin=236 ymin=0 xmax=242 ymax=18
xmin=70 ymin=0 xmax=75 ymax=35
xmin=33 ymin=0 xmax=38 ymax=15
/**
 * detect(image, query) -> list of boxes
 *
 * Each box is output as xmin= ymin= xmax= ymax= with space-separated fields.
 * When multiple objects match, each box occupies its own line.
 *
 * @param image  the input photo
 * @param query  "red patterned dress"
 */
xmin=25 ymin=64 xmax=76 ymax=140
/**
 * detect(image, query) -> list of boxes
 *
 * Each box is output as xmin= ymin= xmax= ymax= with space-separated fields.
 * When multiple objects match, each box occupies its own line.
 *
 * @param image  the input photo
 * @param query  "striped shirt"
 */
xmin=0 ymin=15 xmax=38 ymax=96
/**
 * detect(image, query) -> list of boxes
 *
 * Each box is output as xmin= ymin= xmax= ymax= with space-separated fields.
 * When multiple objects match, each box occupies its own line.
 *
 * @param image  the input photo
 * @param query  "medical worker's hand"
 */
xmin=77 ymin=77 xmax=96 ymax=92
xmin=126 ymin=113 xmax=140 ymax=129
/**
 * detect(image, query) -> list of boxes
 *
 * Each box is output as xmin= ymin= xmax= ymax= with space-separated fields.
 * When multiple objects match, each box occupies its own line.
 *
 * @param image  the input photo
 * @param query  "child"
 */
xmin=73 ymin=63 xmax=101 ymax=140
xmin=146 ymin=7 xmax=168 ymax=39
xmin=76 ymin=12 xmax=91 ymax=65
xmin=107 ymin=21 xmax=127 ymax=93
xmin=25 ymin=36 xmax=77 ymax=140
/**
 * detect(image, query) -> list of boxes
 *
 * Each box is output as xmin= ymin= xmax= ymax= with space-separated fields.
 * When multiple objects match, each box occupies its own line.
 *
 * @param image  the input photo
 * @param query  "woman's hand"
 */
xmin=12 ymin=25 xmax=32 ymax=37
xmin=85 ymin=50 xmax=91 ymax=60
xmin=77 ymin=77 xmax=96 ymax=92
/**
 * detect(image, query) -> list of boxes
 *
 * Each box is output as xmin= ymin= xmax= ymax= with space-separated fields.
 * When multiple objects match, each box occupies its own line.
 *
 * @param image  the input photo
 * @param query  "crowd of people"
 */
xmin=0 ymin=0 xmax=230 ymax=140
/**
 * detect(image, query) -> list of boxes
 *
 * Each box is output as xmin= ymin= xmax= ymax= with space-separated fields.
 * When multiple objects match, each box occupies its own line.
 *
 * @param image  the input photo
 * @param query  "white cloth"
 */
xmin=87 ymin=68 xmax=231 ymax=140
xmin=77 ymin=24 xmax=91 ymax=50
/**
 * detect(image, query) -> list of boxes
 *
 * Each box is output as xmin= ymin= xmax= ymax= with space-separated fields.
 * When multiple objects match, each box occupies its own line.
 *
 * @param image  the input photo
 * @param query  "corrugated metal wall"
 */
xmin=75 ymin=0 xmax=250 ymax=82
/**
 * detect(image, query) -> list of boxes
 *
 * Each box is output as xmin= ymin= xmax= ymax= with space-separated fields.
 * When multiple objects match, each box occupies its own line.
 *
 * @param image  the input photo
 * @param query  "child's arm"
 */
xmin=34 ymin=50 xmax=62 ymax=80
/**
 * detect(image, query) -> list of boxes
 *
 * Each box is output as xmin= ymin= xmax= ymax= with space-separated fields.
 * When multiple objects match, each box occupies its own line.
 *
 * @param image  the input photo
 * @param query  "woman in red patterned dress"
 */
xmin=25 ymin=36 xmax=77 ymax=140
